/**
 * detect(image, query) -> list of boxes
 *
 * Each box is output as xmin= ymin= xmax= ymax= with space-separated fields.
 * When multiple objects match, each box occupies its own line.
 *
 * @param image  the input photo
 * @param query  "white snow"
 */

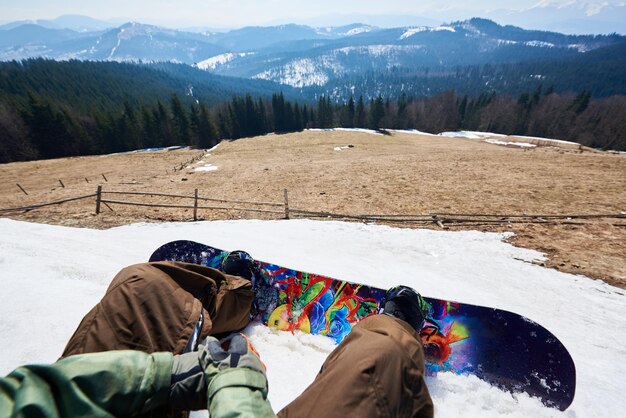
xmin=195 ymin=52 xmax=254 ymax=70
xmin=400 ymin=26 xmax=455 ymax=40
xmin=1 ymin=218 xmax=625 ymax=417
xmin=525 ymin=41 xmax=556 ymax=48
xmin=336 ymin=44 xmax=423 ymax=57
xmin=108 ymin=35 xmax=122 ymax=59
xmin=568 ymin=44 xmax=591 ymax=53
xmin=308 ymin=128 xmax=384 ymax=136
xmin=484 ymin=139 xmax=537 ymax=148
xmin=205 ymin=143 xmax=220 ymax=153
xmin=390 ymin=129 xmax=438 ymax=136
xmin=254 ymin=58 xmax=331 ymax=87
xmin=194 ymin=164 xmax=218 ymax=172
xmin=512 ymin=135 xmax=580 ymax=146
xmin=344 ymin=26 xmax=373 ymax=36
xmin=439 ymin=131 xmax=484 ymax=139
xmin=334 ymin=146 xmax=351 ymax=151
xmin=497 ymin=39 xmax=519 ymax=46
xmin=400 ymin=27 xmax=428 ymax=39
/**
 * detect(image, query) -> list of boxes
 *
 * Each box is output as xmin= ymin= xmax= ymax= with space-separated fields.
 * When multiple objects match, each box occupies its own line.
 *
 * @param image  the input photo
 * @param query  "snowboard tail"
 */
xmin=150 ymin=240 xmax=576 ymax=410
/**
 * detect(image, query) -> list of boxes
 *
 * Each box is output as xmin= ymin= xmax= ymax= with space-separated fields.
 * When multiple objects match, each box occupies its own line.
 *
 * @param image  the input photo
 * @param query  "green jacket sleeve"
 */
xmin=207 ymin=367 xmax=277 ymax=418
xmin=0 ymin=351 xmax=173 ymax=418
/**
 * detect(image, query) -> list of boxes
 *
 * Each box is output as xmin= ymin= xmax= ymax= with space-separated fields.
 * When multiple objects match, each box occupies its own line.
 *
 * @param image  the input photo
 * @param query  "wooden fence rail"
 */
xmin=103 ymin=190 xmax=283 ymax=207
xmin=99 ymin=199 xmax=285 ymax=215
xmin=2 ymin=186 xmax=625 ymax=227
xmin=0 ymin=193 xmax=97 ymax=214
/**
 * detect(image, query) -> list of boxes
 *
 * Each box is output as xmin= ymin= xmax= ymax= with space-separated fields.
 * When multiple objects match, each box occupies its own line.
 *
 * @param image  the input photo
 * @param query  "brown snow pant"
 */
xmin=62 ymin=261 xmax=254 ymax=357
xmin=279 ymin=314 xmax=434 ymax=418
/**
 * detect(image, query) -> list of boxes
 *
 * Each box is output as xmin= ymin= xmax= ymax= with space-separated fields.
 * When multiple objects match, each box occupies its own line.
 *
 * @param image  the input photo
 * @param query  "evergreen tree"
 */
xmin=272 ymin=92 xmax=286 ymax=132
xmin=154 ymin=100 xmax=172 ymax=146
xmin=257 ymin=98 xmax=268 ymax=134
xmin=170 ymin=94 xmax=191 ymax=145
xmin=368 ymin=96 xmax=385 ymax=130
xmin=355 ymin=95 xmax=366 ymax=128
xmin=188 ymin=103 xmax=201 ymax=146
xmin=140 ymin=105 xmax=158 ymax=148
xmin=197 ymin=103 xmax=218 ymax=148
xmin=347 ymin=96 xmax=355 ymax=128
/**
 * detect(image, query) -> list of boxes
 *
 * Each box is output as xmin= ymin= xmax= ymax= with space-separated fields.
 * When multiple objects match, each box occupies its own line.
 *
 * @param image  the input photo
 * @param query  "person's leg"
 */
xmin=278 ymin=314 xmax=433 ymax=418
xmin=62 ymin=261 xmax=253 ymax=357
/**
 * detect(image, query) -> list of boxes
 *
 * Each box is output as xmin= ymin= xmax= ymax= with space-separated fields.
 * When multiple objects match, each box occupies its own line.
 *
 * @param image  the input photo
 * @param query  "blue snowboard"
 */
xmin=150 ymin=240 xmax=576 ymax=410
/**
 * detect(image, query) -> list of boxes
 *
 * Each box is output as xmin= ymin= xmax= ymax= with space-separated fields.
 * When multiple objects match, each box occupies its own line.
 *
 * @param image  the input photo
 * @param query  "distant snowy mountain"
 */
xmin=200 ymin=18 xmax=624 ymax=88
xmin=0 ymin=22 xmax=225 ymax=63
xmin=0 ymin=17 xmax=623 ymax=90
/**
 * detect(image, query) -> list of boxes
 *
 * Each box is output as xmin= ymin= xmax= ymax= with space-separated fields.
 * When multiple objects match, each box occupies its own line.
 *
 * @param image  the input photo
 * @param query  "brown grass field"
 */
xmin=1 ymin=130 xmax=625 ymax=289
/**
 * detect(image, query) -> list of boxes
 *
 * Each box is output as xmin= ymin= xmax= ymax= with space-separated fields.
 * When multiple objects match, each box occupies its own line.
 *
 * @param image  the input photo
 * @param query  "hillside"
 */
xmin=0 ymin=130 xmax=624 ymax=288
xmin=1 ymin=18 xmax=625 ymax=99
xmin=0 ymin=59 xmax=295 ymax=111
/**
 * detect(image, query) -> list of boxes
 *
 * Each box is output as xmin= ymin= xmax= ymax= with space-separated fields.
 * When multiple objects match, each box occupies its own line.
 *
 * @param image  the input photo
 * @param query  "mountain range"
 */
xmin=1 ymin=17 xmax=625 ymax=100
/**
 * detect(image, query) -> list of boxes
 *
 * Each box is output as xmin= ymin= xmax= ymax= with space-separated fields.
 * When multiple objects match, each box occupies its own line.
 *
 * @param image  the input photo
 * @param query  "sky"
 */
xmin=0 ymin=0 xmax=624 ymax=28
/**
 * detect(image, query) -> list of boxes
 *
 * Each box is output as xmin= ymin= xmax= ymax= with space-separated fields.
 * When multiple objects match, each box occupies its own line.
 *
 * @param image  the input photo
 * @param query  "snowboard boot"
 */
xmin=221 ymin=250 xmax=259 ymax=320
xmin=221 ymin=250 xmax=256 ymax=282
xmin=382 ymin=285 xmax=430 ymax=331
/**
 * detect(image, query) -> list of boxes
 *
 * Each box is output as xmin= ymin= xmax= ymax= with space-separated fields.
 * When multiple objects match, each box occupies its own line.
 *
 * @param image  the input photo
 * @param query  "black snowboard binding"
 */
xmin=222 ymin=250 xmax=257 ymax=282
xmin=381 ymin=285 xmax=431 ymax=332
xmin=221 ymin=250 xmax=261 ymax=319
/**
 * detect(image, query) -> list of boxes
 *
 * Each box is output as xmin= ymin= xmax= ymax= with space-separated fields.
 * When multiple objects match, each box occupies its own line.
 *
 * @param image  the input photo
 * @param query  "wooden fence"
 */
xmin=11 ymin=151 xmax=206 ymax=196
xmin=1 ymin=186 xmax=625 ymax=227
xmin=95 ymin=187 xmax=287 ymax=221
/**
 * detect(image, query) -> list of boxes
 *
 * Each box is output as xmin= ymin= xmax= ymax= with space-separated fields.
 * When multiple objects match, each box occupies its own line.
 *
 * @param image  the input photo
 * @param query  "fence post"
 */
xmin=95 ymin=186 xmax=102 ymax=214
xmin=283 ymin=189 xmax=290 ymax=220
xmin=193 ymin=188 xmax=198 ymax=221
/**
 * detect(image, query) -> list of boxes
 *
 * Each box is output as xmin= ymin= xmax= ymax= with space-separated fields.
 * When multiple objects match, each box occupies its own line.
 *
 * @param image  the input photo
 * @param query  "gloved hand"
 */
xmin=169 ymin=339 xmax=209 ymax=411
xmin=201 ymin=333 xmax=266 ymax=376
xmin=169 ymin=334 xmax=266 ymax=411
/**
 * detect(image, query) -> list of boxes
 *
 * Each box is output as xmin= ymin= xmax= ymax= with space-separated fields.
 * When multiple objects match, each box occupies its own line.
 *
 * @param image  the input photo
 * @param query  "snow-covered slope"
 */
xmin=0 ymin=218 xmax=624 ymax=416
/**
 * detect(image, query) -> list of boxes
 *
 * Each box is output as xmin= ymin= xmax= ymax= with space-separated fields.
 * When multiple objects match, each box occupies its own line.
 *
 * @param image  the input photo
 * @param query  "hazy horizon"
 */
xmin=1 ymin=1 xmax=625 ymax=33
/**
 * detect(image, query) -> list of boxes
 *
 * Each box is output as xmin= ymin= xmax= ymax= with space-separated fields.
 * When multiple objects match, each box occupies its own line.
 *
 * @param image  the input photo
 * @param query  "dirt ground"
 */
xmin=1 ymin=130 xmax=624 ymax=289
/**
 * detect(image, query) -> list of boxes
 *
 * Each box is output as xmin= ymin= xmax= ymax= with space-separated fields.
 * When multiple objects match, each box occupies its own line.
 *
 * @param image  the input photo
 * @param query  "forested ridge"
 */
xmin=1 ymin=59 xmax=625 ymax=163
xmin=314 ymin=41 xmax=626 ymax=101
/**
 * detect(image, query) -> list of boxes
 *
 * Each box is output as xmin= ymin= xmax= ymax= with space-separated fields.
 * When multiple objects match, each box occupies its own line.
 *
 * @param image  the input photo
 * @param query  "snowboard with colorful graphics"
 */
xmin=149 ymin=240 xmax=576 ymax=410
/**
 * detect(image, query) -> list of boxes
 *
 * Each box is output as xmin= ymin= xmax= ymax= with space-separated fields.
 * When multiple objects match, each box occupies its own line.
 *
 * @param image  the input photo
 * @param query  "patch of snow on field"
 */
xmin=104 ymin=145 xmax=189 ymax=156
xmin=391 ymin=129 xmax=438 ymax=136
xmin=308 ymin=128 xmax=384 ymax=136
xmin=195 ymin=164 xmax=218 ymax=172
xmin=1 ymin=219 xmax=625 ymax=417
xmin=512 ymin=135 xmax=579 ymax=146
xmin=334 ymin=145 xmax=352 ymax=151
xmin=439 ymin=131 xmax=509 ymax=139
xmin=439 ymin=131 xmax=483 ymax=139
xmin=485 ymin=139 xmax=537 ymax=148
